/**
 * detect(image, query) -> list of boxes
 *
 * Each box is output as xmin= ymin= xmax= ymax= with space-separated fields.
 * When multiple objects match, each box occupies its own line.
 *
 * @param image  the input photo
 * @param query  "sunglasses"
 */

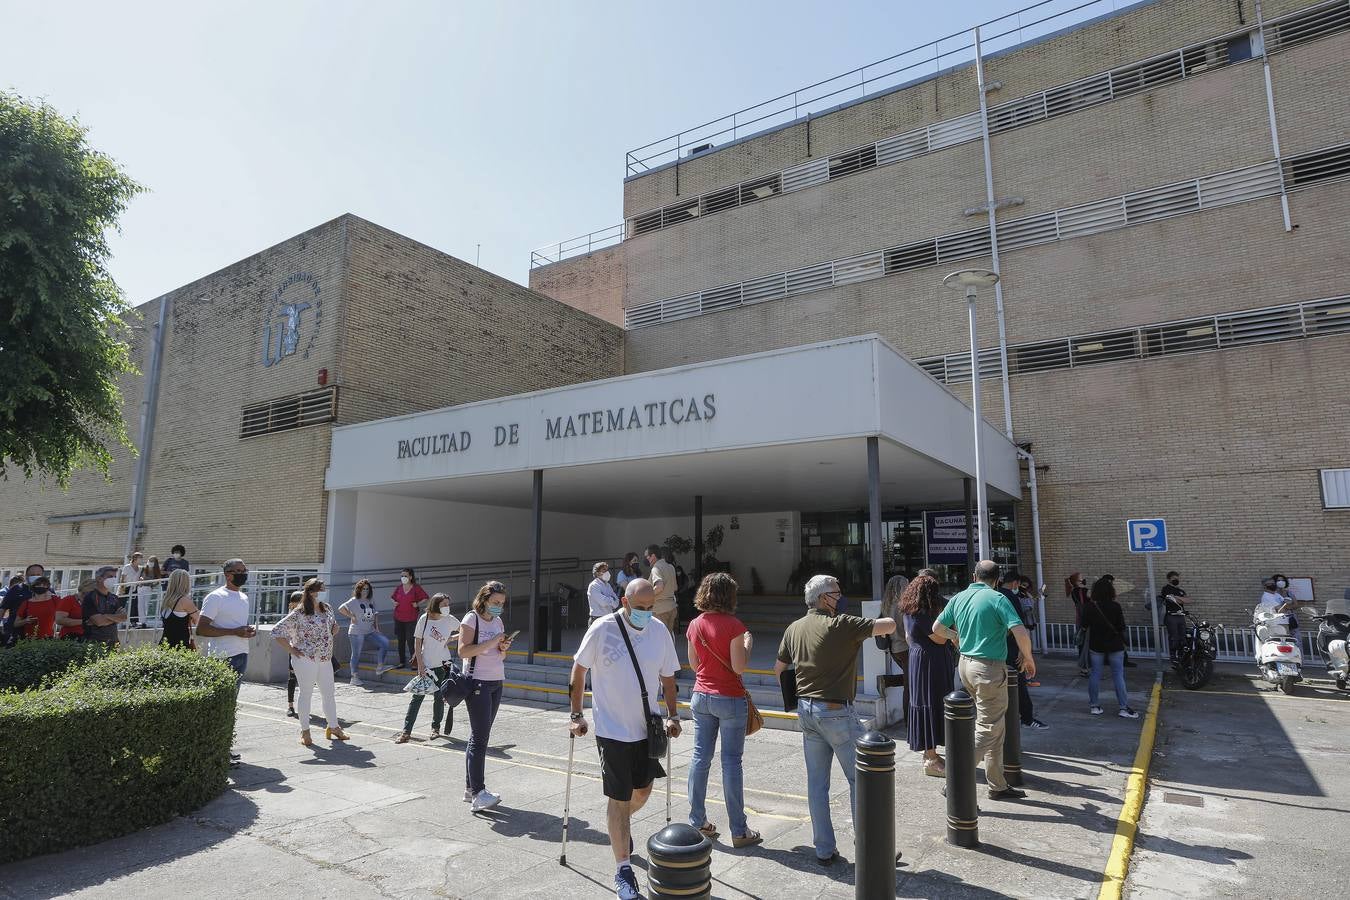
xmin=485 ymin=581 xmax=506 ymax=594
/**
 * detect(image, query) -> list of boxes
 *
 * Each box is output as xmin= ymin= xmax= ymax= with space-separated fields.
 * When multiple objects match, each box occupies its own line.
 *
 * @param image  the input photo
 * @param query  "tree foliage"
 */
xmin=0 ymin=91 xmax=143 ymax=484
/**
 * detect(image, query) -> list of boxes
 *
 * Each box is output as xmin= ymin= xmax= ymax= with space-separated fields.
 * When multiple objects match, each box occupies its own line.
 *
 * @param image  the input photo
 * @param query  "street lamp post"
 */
xmin=943 ymin=269 xmax=1000 ymax=561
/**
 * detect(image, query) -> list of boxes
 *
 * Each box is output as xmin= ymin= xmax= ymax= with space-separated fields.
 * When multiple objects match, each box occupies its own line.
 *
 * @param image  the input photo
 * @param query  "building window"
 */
xmin=241 ymin=387 xmax=337 ymax=439
xmin=1284 ymin=143 xmax=1350 ymax=188
xmin=1322 ymin=469 xmax=1350 ymax=509
xmin=1226 ymin=34 xmax=1254 ymax=62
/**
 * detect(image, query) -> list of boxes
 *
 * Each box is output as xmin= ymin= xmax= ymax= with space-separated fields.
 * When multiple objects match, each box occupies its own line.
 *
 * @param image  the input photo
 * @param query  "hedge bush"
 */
xmin=0 ymin=638 xmax=108 ymax=692
xmin=0 ymin=645 xmax=238 ymax=863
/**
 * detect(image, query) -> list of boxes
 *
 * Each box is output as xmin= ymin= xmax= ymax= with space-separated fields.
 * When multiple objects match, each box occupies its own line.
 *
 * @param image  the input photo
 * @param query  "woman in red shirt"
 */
xmin=390 ymin=567 xmax=429 ymax=668
xmin=684 ymin=573 xmax=761 ymax=849
xmin=16 ymin=574 xmax=59 ymax=639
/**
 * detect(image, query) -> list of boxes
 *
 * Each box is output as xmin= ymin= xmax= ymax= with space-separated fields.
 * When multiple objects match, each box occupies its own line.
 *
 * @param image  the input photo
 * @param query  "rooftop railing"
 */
xmin=529 ymin=223 xmax=626 ymax=268
xmin=624 ymin=0 xmax=1146 ymax=176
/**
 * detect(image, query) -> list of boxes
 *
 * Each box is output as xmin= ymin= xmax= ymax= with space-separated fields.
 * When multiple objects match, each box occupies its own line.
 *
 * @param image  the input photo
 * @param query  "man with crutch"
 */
xmin=565 ymin=578 xmax=682 ymax=900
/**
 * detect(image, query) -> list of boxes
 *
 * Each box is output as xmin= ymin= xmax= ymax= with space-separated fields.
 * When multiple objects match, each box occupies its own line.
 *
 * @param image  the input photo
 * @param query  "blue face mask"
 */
xmin=834 ymin=595 xmax=847 ymax=615
xmin=628 ymin=608 xmax=654 ymax=629
xmin=487 ymin=604 xmax=504 ymax=617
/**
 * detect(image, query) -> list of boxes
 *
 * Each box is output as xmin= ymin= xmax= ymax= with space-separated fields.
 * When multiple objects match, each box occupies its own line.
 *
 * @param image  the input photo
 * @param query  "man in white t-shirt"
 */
xmin=195 ymin=558 xmax=255 ymax=767
xmin=569 ymin=578 xmax=680 ymax=900
xmin=196 ymin=559 xmax=256 ymax=683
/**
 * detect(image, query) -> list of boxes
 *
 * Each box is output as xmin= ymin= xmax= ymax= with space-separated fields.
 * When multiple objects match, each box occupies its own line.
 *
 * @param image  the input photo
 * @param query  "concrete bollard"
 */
xmin=944 ymin=689 xmax=979 ymax=848
xmin=1003 ymin=665 xmax=1023 ymax=788
xmin=854 ymin=730 xmax=896 ymax=899
xmin=647 ymin=823 xmax=712 ymax=899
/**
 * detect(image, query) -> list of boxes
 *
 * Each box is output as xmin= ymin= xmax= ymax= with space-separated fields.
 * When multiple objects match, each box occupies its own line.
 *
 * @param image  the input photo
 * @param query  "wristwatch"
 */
xmin=569 ymin=712 xmax=584 ymax=721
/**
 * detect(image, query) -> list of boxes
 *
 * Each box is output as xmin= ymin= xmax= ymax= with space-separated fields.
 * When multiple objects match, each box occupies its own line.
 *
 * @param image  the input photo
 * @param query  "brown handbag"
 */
xmin=696 ymin=624 xmax=763 ymax=736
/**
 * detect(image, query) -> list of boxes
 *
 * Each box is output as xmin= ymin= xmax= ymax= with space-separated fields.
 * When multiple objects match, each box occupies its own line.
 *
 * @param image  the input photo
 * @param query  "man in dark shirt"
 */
xmin=81 ymin=565 xmax=128 ymax=647
xmin=1000 ymin=571 xmax=1048 ymax=730
xmin=1160 ymin=570 xmax=1189 ymax=659
xmin=163 ymin=544 xmax=191 ymax=575
xmin=774 ymin=574 xmax=896 ymax=866
xmin=1 ymin=575 xmax=27 ymax=647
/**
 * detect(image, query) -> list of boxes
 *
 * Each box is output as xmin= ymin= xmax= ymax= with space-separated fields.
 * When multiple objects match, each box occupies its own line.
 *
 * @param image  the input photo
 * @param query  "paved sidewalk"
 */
xmin=1126 ymin=669 xmax=1350 ymax=898
xmin=1 ymin=659 xmax=1147 ymax=899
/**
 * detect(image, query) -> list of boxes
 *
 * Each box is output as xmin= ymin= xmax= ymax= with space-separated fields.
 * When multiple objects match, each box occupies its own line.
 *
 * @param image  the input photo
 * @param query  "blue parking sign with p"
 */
xmin=1127 ymin=518 xmax=1168 ymax=553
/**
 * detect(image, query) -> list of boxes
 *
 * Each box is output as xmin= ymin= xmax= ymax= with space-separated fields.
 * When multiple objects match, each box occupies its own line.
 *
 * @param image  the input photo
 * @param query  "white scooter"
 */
xmin=1253 ymin=607 xmax=1303 ymax=693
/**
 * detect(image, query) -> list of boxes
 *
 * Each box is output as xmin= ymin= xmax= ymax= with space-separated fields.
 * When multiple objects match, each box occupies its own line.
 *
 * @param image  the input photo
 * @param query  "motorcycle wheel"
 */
xmin=1182 ymin=657 xmax=1213 ymax=690
xmin=1279 ymin=674 xmax=1297 ymax=694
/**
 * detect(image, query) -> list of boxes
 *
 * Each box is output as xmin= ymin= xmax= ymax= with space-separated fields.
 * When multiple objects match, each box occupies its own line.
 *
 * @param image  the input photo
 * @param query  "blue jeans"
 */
xmin=1089 ymin=650 xmax=1129 ymax=708
xmin=349 ymin=630 xmax=390 ymax=674
xmin=797 ymin=698 xmax=862 ymax=859
xmin=226 ymin=653 xmax=248 ymax=696
xmin=465 ymin=679 xmax=503 ymax=794
xmin=687 ymin=692 xmax=749 ymax=837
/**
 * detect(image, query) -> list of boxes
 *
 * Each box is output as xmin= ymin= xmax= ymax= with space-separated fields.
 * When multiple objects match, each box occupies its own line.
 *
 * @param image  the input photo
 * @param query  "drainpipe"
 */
xmin=1018 ymin=447 xmax=1047 ymax=652
xmin=124 ymin=296 xmax=171 ymax=560
xmin=973 ymin=25 xmax=1014 ymax=440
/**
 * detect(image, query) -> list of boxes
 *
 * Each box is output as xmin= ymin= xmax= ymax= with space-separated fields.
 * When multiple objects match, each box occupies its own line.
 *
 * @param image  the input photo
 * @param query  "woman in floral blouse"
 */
xmin=273 ymin=578 xmax=348 ymax=746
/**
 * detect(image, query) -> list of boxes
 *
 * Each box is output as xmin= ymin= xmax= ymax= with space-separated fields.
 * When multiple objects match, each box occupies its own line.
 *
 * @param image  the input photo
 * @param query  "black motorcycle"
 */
xmin=1173 ymin=611 xmax=1218 ymax=689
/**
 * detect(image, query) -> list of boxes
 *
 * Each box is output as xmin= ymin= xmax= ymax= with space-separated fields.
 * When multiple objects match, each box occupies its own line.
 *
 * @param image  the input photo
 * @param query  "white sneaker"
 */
xmin=1119 ymin=708 xmax=1140 ymax=719
xmin=1089 ymin=705 xmax=1104 ymax=716
xmin=350 ymin=676 xmax=363 ymax=687
xmin=375 ymin=664 xmax=393 ymax=676
xmin=470 ymin=789 xmax=501 ymax=812
xmin=463 ymin=788 xmax=475 ymax=803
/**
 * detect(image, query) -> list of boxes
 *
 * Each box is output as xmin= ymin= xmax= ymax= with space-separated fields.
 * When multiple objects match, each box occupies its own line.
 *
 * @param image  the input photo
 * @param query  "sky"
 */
xmin=4 ymin=0 xmax=1031 ymax=304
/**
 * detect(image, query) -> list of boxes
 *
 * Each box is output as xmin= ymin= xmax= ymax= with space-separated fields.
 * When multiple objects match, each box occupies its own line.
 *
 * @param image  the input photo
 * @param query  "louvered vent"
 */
xmin=1302 ymin=297 xmax=1350 ymax=336
xmin=240 ymin=387 xmax=337 ymax=439
xmin=913 ymin=296 xmax=1350 ymax=385
xmin=828 ymin=145 xmax=878 ymax=180
xmin=1267 ymin=0 xmax=1350 ymax=53
xmin=1283 ymin=141 xmax=1350 ymax=190
xmin=624 ymin=301 xmax=663 ymax=329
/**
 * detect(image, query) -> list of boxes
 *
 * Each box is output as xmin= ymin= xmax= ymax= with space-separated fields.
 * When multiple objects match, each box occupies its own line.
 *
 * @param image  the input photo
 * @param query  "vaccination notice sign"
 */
xmin=925 ymin=510 xmax=972 ymax=565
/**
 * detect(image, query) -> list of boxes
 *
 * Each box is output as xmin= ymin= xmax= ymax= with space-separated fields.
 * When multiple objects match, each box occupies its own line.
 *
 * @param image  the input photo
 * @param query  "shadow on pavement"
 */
xmin=0 ymin=788 xmax=261 ymax=900
xmin=474 ymin=808 xmax=610 ymax=849
xmin=296 ymin=743 xmax=377 ymax=768
xmin=1158 ymin=672 xmax=1325 ymax=795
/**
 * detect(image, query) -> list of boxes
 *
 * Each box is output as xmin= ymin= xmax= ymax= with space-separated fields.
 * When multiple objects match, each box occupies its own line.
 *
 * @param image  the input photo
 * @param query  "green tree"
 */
xmin=1 ymin=92 xmax=142 ymax=484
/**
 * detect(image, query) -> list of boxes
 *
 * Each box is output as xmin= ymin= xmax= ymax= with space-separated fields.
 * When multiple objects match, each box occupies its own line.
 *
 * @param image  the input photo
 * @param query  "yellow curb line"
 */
xmin=1098 ymin=676 xmax=1162 ymax=900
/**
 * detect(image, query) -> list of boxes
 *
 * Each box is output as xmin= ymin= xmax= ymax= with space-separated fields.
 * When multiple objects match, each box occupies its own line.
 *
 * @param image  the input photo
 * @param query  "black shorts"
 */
xmin=596 ymin=736 xmax=666 ymax=801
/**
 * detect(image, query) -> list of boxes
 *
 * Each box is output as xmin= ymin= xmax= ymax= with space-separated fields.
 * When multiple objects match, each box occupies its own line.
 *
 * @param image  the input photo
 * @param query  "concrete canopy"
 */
xmin=326 ymin=334 xmax=1020 ymax=517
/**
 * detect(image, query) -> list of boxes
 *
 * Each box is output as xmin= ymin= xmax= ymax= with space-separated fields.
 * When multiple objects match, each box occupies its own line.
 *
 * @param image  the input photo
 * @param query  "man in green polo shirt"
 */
xmin=934 ymin=559 xmax=1037 ymax=800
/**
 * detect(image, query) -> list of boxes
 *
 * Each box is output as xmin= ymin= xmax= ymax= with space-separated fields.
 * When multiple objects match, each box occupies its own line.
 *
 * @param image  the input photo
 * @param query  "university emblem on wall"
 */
xmin=261 ymin=272 xmax=322 ymax=367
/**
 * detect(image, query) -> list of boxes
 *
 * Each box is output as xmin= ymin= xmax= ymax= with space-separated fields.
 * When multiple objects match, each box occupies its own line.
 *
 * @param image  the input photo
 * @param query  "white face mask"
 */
xmin=401 ymin=576 xmax=411 ymax=586
xmin=601 ymin=571 xmax=611 ymax=582
xmin=175 ymin=552 xmax=184 ymax=559
xmin=1276 ymin=579 xmax=1287 ymax=589
xmin=102 ymin=577 xmax=118 ymax=592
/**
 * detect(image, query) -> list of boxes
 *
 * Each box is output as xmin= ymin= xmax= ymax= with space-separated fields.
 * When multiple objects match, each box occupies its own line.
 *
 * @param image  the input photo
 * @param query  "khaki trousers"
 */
xmin=957 ymin=655 xmax=1009 ymax=792
xmin=655 ymin=608 xmax=678 ymax=635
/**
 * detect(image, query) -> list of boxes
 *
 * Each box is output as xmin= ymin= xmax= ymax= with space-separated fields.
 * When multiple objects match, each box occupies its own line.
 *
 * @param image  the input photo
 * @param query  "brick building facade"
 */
xmin=1 ymin=215 xmax=622 ymax=584
xmin=528 ymin=0 xmax=1350 ymax=627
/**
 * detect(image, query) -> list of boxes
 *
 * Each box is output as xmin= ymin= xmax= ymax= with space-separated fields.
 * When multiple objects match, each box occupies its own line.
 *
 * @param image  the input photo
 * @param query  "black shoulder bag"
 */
xmin=616 ymin=615 xmax=669 ymax=759
xmin=437 ymin=612 xmax=478 ymax=709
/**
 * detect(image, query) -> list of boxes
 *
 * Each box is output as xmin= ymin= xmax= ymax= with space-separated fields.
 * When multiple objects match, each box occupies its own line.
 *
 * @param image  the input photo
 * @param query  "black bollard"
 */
xmin=855 ymin=731 xmax=896 ymax=900
xmin=1003 ymin=665 xmax=1023 ymax=788
xmin=944 ymin=689 xmax=979 ymax=848
xmin=647 ymin=823 xmax=712 ymax=899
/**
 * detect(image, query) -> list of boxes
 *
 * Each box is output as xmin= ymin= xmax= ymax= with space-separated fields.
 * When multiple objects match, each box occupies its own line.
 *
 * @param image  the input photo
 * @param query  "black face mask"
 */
xmin=231 ymin=572 xmax=249 ymax=587
xmin=1169 ymin=579 xmax=1179 ymax=585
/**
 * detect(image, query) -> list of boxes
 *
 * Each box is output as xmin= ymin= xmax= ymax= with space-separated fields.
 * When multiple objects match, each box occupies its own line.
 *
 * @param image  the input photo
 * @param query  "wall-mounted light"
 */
xmin=317 ymin=368 xmax=329 ymax=386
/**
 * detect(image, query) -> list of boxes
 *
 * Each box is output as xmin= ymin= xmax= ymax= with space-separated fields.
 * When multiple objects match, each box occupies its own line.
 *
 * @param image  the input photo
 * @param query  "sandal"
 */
xmin=286 ymin=707 xmax=298 ymax=719
xmin=697 ymin=822 xmax=720 ymax=839
xmin=326 ymin=726 xmax=349 ymax=741
xmin=394 ymin=732 xmax=410 ymax=744
xmin=731 ymin=830 xmax=763 ymax=849
xmin=924 ymin=759 xmax=946 ymax=778
xmin=299 ymin=729 xmax=313 ymax=747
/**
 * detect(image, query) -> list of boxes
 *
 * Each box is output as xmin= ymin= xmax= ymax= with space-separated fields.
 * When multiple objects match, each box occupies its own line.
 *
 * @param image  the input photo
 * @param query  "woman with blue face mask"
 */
xmin=458 ymin=580 xmax=514 ymax=812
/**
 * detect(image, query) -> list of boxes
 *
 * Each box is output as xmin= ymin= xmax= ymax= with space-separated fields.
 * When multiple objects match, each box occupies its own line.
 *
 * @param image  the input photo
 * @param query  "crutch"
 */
xmin=665 ymin=737 xmax=673 ymax=824
xmin=560 ymin=733 xmax=575 ymax=866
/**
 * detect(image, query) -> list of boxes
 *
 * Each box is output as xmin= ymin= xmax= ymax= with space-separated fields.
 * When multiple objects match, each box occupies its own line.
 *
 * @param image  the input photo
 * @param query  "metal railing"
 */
xmin=625 ymin=0 xmax=1141 ymax=175
xmin=529 ymin=223 xmax=625 ymax=268
xmin=1042 ymin=620 xmax=1326 ymax=664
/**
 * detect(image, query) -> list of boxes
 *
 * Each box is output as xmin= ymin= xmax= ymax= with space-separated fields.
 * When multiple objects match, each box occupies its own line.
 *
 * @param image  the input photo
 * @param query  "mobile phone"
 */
xmin=502 ymin=630 xmax=520 ymax=644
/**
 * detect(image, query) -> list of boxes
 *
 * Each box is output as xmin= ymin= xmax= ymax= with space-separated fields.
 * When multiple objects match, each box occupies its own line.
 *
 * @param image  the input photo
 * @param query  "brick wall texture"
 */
xmin=1 ymin=216 xmax=622 ymax=573
xmin=526 ymin=245 xmax=627 ymax=327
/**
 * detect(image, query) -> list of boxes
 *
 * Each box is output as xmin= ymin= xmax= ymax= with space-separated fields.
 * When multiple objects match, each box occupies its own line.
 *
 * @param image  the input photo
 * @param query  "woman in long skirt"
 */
xmin=901 ymin=574 xmax=956 ymax=777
